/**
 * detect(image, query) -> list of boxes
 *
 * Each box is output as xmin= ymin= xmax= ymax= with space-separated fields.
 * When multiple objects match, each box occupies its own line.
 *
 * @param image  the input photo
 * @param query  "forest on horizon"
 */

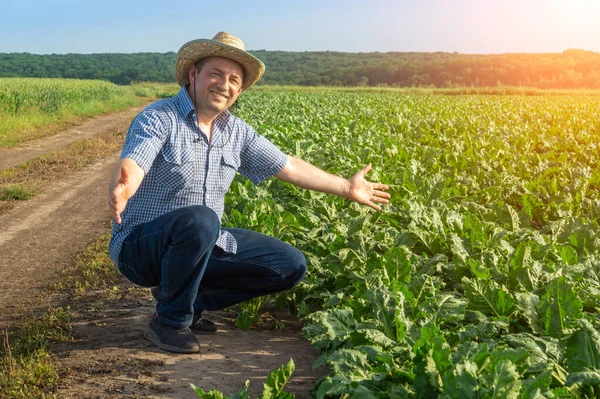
xmin=1 ymin=48 xmax=600 ymax=88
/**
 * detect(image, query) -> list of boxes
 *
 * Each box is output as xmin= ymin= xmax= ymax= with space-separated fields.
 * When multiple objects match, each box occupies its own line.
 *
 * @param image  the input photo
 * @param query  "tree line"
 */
xmin=1 ymin=49 xmax=599 ymax=88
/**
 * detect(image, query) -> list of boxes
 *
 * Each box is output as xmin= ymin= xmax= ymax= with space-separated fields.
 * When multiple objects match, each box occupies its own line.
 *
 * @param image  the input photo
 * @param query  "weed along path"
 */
xmin=0 ymin=108 xmax=325 ymax=397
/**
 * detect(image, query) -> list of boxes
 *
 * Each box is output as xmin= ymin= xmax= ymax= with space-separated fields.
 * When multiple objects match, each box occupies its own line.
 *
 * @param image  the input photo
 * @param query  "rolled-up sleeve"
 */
xmin=239 ymin=127 xmax=288 ymax=184
xmin=121 ymin=110 xmax=168 ymax=173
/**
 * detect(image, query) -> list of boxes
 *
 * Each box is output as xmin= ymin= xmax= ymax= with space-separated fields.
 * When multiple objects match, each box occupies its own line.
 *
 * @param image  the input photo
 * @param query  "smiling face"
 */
xmin=187 ymin=56 xmax=245 ymax=122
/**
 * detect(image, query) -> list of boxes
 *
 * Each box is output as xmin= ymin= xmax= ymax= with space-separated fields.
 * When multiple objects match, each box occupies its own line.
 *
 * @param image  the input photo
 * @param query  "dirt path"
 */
xmin=0 ymin=107 xmax=326 ymax=397
xmin=0 ymin=105 xmax=145 ymax=170
xmin=0 ymin=154 xmax=117 ymax=329
xmin=53 ymin=299 xmax=324 ymax=398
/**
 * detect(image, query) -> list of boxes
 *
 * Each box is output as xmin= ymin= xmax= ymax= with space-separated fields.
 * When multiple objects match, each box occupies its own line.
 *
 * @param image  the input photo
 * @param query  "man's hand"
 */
xmin=346 ymin=164 xmax=390 ymax=211
xmin=108 ymin=158 xmax=145 ymax=224
xmin=109 ymin=166 xmax=130 ymax=224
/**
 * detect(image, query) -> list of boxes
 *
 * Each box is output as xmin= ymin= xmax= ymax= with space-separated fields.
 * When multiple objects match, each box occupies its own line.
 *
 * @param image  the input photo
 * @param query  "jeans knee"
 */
xmin=171 ymin=206 xmax=220 ymax=243
xmin=287 ymin=247 xmax=307 ymax=286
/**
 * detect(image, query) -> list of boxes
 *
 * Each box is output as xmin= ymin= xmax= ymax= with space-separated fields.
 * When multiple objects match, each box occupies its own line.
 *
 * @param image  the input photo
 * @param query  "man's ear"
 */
xmin=188 ymin=65 xmax=196 ymax=85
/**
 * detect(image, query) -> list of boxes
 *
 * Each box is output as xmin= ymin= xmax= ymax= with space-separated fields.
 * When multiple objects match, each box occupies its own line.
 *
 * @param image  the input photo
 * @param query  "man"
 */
xmin=108 ymin=32 xmax=390 ymax=354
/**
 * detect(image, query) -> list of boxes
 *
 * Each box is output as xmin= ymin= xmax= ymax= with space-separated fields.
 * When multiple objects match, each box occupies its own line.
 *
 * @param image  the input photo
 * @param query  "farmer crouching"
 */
xmin=108 ymin=31 xmax=390 ymax=353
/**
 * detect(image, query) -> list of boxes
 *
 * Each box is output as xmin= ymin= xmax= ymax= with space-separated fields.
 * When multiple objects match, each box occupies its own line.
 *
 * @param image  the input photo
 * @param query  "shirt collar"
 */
xmin=175 ymin=86 xmax=195 ymax=119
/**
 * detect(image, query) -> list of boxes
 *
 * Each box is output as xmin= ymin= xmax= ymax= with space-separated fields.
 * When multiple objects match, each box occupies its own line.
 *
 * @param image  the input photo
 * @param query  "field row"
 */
xmin=230 ymin=91 xmax=600 ymax=397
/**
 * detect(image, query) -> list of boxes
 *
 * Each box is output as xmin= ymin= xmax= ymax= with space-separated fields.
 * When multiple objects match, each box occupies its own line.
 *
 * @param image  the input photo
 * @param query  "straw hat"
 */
xmin=175 ymin=32 xmax=265 ymax=90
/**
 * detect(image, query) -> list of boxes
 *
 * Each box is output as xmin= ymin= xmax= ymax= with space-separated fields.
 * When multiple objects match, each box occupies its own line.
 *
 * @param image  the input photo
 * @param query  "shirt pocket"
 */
xmin=161 ymin=143 xmax=195 ymax=165
xmin=218 ymin=152 xmax=240 ymax=194
xmin=156 ymin=144 xmax=196 ymax=190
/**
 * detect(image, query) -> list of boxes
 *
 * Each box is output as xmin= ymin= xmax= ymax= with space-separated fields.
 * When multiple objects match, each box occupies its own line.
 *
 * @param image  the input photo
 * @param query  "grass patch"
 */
xmin=0 ymin=307 xmax=72 ymax=399
xmin=51 ymin=234 xmax=121 ymax=296
xmin=0 ymin=184 xmax=35 ymax=200
xmin=130 ymin=82 xmax=179 ymax=99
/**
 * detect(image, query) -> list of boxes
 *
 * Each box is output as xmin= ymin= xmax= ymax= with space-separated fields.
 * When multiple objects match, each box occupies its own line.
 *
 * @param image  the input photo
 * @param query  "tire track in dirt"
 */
xmin=0 ymin=154 xmax=118 ymax=328
xmin=0 ymin=158 xmax=111 ymax=247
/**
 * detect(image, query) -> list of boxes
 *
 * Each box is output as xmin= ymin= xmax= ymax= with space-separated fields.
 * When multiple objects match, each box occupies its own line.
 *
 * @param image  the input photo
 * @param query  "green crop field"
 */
xmin=0 ymin=78 xmax=173 ymax=147
xmin=3 ymin=80 xmax=599 ymax=397
xmin=220 ymin=91 xmax=600 ymax=398
xmin=0 ymin=78 xmax=125 ymax=114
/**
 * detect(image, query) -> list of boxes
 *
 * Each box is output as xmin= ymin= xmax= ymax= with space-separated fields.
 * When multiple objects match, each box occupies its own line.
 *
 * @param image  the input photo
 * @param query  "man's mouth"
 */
xmin=211 ymin=90 xmax=228 ymax=100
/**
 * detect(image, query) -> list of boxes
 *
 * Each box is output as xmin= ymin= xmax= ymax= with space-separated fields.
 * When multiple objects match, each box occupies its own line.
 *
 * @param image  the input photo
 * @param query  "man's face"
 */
xmin=188 ymin=56 xmax=244 ymax=118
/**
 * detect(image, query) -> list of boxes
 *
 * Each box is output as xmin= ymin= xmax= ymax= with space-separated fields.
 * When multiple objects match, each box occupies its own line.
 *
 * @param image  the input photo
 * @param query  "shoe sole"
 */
xmin=145 ymin=328 xmax=200 ymax=354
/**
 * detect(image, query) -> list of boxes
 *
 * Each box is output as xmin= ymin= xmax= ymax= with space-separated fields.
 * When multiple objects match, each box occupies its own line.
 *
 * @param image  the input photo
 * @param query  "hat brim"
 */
xmin=175 ymin=39 xmax=265 ymax=90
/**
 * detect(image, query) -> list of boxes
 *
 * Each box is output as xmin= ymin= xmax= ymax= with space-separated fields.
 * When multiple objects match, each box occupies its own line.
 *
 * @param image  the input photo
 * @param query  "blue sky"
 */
xmin=1 ymin=0 xmax=599 ymax=54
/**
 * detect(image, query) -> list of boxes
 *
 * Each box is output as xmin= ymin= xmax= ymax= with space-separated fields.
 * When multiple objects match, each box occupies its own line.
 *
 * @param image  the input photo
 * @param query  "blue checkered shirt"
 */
xmin=109 ymin=87 xmax=288 ymax=265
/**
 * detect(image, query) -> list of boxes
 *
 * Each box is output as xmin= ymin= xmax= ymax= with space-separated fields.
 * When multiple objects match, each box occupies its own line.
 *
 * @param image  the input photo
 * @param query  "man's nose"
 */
xmin=217 ymin=76 xmax=229 ymax=90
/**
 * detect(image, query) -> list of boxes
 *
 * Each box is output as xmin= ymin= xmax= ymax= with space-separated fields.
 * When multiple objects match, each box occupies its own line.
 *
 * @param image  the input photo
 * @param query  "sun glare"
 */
xmin=547 ymin=0 xmax=600 ymax=26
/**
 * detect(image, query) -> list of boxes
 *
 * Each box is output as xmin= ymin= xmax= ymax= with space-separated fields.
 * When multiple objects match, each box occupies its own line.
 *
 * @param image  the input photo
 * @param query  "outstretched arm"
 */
xmin=275 ymin=156 xmax=390 ymax=211
xmin=108 ymin=158 xmax=145 ymax=224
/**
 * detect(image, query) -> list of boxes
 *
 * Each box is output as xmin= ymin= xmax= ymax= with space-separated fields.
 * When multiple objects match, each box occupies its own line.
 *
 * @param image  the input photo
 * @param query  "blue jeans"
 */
xmin=117 ymin=205 xmax=306 ymax=329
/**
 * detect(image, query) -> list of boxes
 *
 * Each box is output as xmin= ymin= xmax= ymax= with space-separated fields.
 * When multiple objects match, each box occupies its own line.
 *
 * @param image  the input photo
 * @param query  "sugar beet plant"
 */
xmin=226 ymin=91 xmax=600 ymax=398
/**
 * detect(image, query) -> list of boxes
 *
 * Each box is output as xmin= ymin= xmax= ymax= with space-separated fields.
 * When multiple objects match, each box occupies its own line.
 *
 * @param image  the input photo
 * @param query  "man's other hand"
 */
xmin=347 ymin=164 xmax=390 ymax=211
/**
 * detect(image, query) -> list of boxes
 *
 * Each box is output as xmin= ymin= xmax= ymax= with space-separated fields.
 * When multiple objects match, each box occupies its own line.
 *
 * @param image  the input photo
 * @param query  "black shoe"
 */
xmin=145 ymin=317 xmax=200 ymax=354
xmin=151 ymin=286 xmax=217 ymax=335
xmin=191 ymin=313 xmax=217 ymax=334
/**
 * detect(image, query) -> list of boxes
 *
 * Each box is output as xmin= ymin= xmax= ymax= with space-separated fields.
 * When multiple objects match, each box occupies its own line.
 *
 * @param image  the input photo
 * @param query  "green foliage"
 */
xmin=0 ymin=77 xmax=156 ymax=147
xmin=50 ymin=234 xmax=122 ymax=296
xmin=0 ymin=306 xmax=72 ymax=398
xmin=5 ymin=307 xmax=71 ymax=357
xmin=235 ymin=296 xmax=267 ymax=330
xmin=191 ymin=359 xmax=295 ymax=399
xmin=3 ymin=50 xmax=600 ymax=88
xmin=0 ymin=78 xmax=123 ymax=115
xmin=260 ymin=359 xmax=296 ymax=399
xmin=0 ymin=184 xmax=35 ymax=200
xmin=0 ymin=53 xmax=176 ymax=85
xmin=565 ymin=319 xmax=600 ymax=374
xmin=223 ymin=91 xmax=600 ymax=397
xmin=538 ymin=277 xmax=583 ymax=338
